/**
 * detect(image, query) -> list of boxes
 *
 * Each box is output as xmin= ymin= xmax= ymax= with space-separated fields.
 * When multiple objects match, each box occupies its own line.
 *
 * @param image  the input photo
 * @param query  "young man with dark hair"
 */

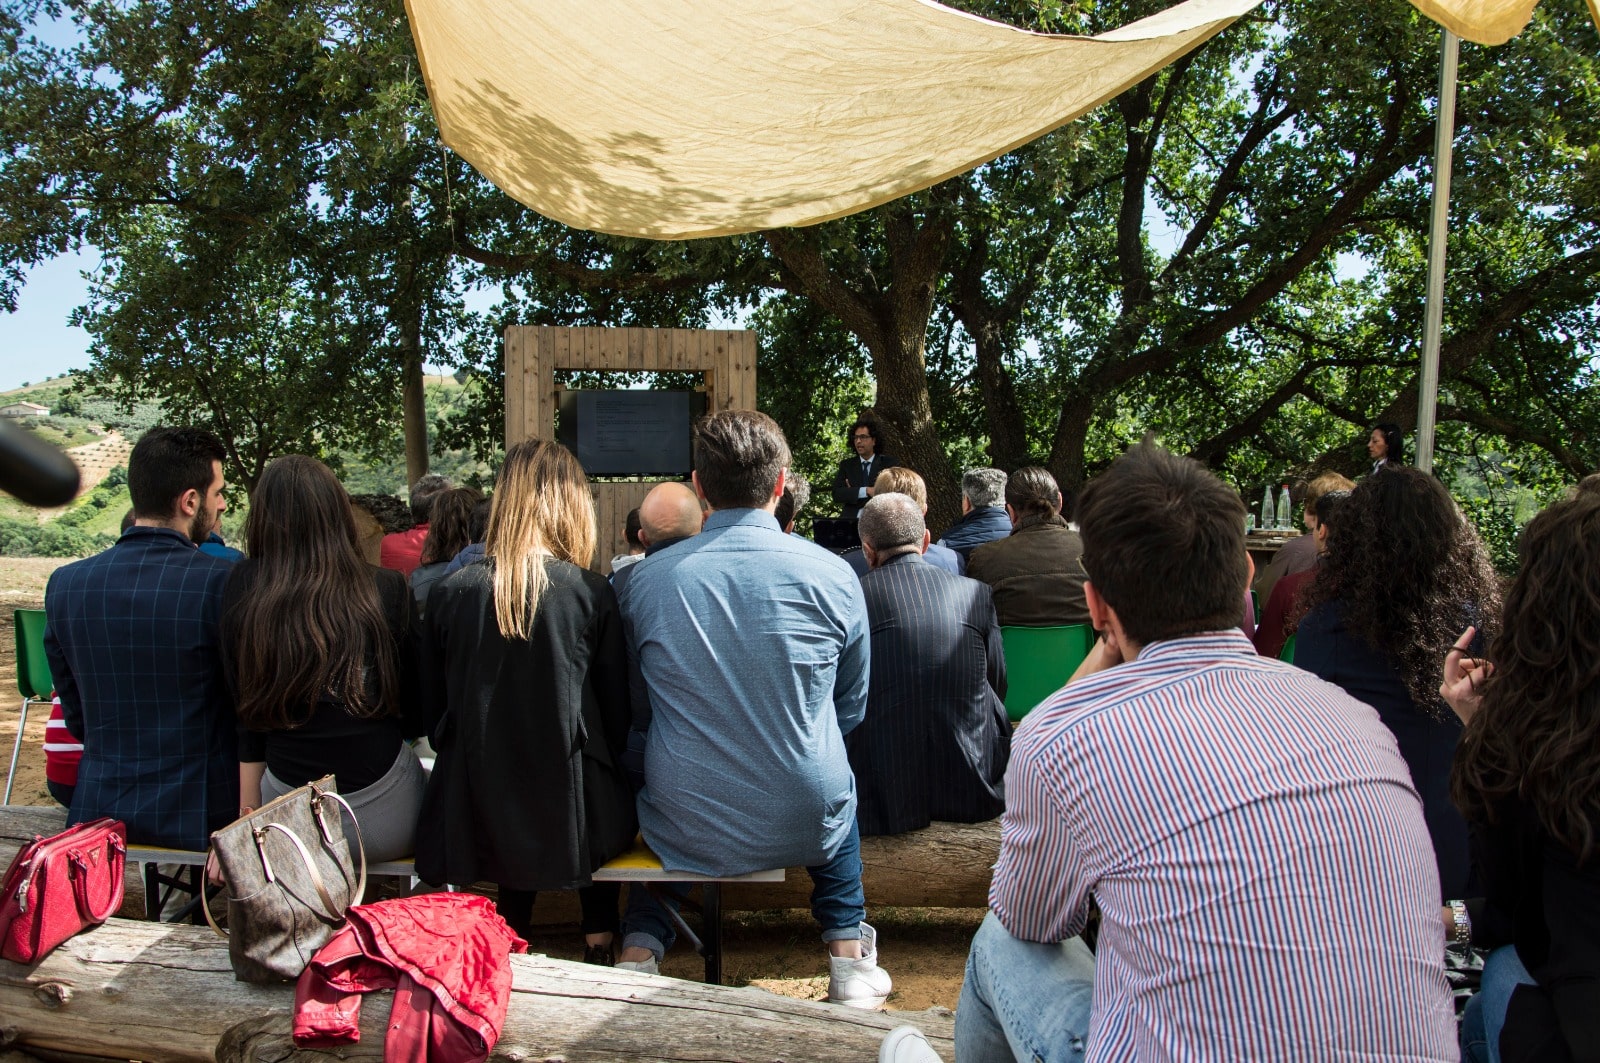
xmin=965 ymin=466 xmax=1089 ymax=628
xmin=889 ymin=442 xmax=1455 ymax=1061
xmin=830 ymin=415 xmax=899 ymax=520
xmin=615 ymin=410 xmax=891 ymax=1006
xmin=44 ymin=426 xmax=240 ymax=850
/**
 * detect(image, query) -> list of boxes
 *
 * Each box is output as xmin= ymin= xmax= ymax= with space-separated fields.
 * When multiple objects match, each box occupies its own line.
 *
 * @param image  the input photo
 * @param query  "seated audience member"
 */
xmin=199 ymin=530 xmax=244 ymax=563
xmin=871 ymin=467 xmax=965 ymax=576
xmin=1253 ymin=471 xmax=1355 ymax=601
xmin=610 ymin=482 xmax=703 ymax=598
xmin=44 ymin=426 xmax=238 ymax=850
xmin=966 ymin=467 xmax=1089 ymax=628
xmin=349 ymin=492 xmax=412 ymax=566
xmin=410 ymin=486 xmax=483 ymax=614
xmin=895 ymin=442 xmax=1455 ymax=1063
xmin=43 ymin=691 xmax=81 ymax=808
xmin=937 ymin=468 xmax=1011 ymax=562
xmin=442 ymin=496 xmax=491 ymax=576
xmin=1254 ymin=488 xmax=1350 ymax=659
xmin=610 ymin=508 xmax=646 ymax=575
xmin=380 ymin=474 xmax=452 ymax=578
xmin=847 ymin=494 xmax=1007 ymax=836
xmin=415 ymin=440 xmax=635 ymax=965
xmin=1296 ymin=466 xmax=1500 ymax=901
xmin=1445 ymin=477 xmax=1600 ymax=1063
xmin=775 ymin=470 xmax=811 ymax=536
xmin=220 ymin=456 xmax=427 ymax=862
xmin=615 ymin=410 xmax=890 ymax=1007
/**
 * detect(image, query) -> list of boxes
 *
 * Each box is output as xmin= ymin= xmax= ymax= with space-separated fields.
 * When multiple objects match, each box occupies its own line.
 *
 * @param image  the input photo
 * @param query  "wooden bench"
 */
xmin=128 ymin=836 xmax=783 ymax=985
xmin=590 ymin=838 xmax=784 ymax=984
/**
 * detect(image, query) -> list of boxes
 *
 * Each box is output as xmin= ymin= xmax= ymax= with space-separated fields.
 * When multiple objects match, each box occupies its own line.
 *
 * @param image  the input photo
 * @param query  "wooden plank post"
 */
xmin=502 ymin=326 xmax=758 ymax=572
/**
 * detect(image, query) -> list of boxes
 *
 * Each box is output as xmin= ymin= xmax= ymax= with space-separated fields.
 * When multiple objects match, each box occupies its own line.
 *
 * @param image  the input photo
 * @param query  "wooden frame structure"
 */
xmin=503 ymin=326 xmax=758 ymax=572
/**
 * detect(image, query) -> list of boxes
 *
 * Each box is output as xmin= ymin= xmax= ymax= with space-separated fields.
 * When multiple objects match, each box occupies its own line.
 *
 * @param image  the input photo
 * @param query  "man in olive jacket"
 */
xmin=966 ymin=467 xmax=1090 ymax=629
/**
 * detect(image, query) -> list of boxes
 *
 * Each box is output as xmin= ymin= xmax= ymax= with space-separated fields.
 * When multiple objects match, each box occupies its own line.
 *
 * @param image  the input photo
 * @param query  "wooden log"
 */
xmin=0 ymin=919 xmax=954 ymax=1062
xmin=0 ymin=808 xmax=998 ymax=925
xmin=726 ymin=820 xmax=998 ymax=911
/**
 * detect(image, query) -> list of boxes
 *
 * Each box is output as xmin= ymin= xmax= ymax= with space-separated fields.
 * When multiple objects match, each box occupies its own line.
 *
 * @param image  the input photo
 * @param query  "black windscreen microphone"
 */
xmin=0 ymin=417 xmax=82 ymax=507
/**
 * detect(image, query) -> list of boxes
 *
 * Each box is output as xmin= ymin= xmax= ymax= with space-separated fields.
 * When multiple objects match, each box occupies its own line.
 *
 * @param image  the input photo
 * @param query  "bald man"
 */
xmin=611 ymin=482 xmax=703 ymax=597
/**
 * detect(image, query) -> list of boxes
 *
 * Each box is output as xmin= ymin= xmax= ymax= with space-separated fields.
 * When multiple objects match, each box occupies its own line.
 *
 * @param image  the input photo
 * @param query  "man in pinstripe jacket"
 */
xmin=944 ymin=442 xmax=1456 ymax=1062
xmin=846 ymin=493 xmax=1008 ymax=837
xmin=44 ymin=427 xmax=238 ymax=852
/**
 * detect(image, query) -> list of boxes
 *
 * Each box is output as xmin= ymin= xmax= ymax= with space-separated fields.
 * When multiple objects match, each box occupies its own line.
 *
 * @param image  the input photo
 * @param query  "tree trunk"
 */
xmin=971 ymin=328 xmax=1030 ymax=473
xmin=870 ymin=329 xmax=961 ymax=537
xmin=399 ymin=310 xmax=429 ymax=489
xmin=1047 ymin=393 xmax=1096 ymax=497
xmin=0 ymin=920 xmax=955 ymax=1062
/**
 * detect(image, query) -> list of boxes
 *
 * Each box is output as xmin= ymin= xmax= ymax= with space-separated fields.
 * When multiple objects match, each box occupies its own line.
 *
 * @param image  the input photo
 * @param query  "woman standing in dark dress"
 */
xmin=1295 ymin=465 xmax=1500 ymax=900
xmin=1446 ymin=478 xmax=1600 ymax=1063
xmin=221 ymin=456 xmax=427 ymax=863
xmin=414 ymin=439 xmax=635 ymax=965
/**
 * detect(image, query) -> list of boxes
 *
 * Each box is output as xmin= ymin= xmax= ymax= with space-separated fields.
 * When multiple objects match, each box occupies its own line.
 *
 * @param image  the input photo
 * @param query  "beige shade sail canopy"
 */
xmin=404 ymin=0 xmax=1582 ymax=241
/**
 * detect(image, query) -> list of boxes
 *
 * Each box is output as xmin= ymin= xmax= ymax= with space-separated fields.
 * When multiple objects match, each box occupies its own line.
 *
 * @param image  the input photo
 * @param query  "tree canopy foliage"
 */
xmin=1 ymin=0 xmax=1594 ymax=533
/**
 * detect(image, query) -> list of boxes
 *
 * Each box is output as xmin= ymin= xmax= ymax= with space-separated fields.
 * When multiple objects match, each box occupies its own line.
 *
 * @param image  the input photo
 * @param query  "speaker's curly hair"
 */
xmin=1453 ymin=479 xmax=1600 ymax=860
xmin=1298 ymin=465 xmax=1500 ymax=714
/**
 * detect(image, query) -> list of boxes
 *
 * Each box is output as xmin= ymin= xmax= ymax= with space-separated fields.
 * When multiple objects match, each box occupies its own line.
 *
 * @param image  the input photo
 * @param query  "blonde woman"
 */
xmin=413 ymin=440 xmax=635 ymax=964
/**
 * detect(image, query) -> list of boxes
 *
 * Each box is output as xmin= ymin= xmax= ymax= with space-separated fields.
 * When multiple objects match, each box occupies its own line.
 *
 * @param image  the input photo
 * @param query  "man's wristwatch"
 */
xmin=1447 ymin=899 xmax=1472 ymax=947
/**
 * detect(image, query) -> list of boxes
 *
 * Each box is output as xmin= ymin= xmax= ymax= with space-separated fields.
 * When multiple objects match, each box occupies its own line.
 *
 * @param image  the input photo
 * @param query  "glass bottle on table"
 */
xmin=1275 ymin=484 xmax=1292 ymax=530
xmin=1260 ymin=484 xmax=1275 ymax=531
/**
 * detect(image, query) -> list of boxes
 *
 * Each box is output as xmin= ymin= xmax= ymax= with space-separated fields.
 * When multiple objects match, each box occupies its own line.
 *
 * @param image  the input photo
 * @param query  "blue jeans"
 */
xmin=1462 ymin=945 xmax=1536 ymax=1063
xmin=621 ymin=819 xmax=868 ymax=959
xmin=956 ymin=912 xmax=1094 ymax=1063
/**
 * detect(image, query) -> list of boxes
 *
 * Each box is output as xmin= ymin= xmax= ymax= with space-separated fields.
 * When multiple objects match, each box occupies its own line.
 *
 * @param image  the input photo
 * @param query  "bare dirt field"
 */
xmin=0 ymin=554 xmax=977 ymax=1011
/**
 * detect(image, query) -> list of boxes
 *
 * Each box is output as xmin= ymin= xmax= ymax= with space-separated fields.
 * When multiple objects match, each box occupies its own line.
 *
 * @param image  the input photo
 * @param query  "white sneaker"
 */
xmin=827 ymin=921 xmax=893 ymax=1008
xmin=879 ymin=1027 xmax=943 ymax=1063
xmin=615 ymin=956 xmax=659 ymax=975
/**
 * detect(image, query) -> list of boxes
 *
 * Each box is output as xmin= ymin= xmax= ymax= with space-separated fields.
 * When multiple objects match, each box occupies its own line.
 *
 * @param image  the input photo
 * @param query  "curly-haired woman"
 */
xmin=1444 ymin=477 xmax=1600 ymax=1063
xmin=1295 ymin=465 xmax=1500 ymax=900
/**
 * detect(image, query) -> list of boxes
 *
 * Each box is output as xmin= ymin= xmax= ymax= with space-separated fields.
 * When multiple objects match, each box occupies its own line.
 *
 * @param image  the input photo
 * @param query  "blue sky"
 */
xmin=3 ymin=253 xmax=99 ymax=392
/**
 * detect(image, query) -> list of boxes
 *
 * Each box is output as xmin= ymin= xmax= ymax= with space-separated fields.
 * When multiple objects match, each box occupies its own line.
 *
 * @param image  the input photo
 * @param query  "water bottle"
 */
xmin=1260 ymin=484 xmax=1274 ymax=532
xmin=1275 ymin=484 xmax=1292 ymax=530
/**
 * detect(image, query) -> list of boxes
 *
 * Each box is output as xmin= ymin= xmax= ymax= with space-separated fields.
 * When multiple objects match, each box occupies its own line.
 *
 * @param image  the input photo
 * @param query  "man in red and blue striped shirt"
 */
xmin=957 ymin=442 xmax=1455 ymax=1061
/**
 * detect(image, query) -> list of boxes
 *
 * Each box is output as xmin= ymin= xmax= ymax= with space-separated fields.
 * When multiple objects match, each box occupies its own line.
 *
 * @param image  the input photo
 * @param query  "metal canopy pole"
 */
xmin=1416 ymin=28 xmax=1460 ymax=473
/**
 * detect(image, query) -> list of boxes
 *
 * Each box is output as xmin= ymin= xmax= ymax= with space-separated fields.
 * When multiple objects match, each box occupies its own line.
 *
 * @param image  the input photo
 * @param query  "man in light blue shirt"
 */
xmin=614 ymin=410 xmax=892 ymax=1008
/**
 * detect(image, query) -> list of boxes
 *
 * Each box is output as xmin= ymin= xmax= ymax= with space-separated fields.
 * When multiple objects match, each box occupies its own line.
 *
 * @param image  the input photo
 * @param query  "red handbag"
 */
xmin=0 ymin=818 xmax=127 ymax=964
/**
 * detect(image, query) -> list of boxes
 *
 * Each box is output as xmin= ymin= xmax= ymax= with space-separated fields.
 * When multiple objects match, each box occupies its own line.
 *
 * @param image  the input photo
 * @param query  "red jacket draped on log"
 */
xmin=294 ymin=893 xmax=528 ymax=1062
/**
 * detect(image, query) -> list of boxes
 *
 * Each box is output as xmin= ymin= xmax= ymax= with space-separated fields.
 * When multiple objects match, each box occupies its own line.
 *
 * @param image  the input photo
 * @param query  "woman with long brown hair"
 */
xmin=409 ymin=486 xmax=483 ymax=613
xmin=413 ymin=439 xmax=635 ymax=964
xmin=220 ymin=455 xmax=427 ymax=862
xmin=1445 ymin=478 xmax=1600 ymax=1063
xmin=1295 ymin=465 xmax=1500 ymax=901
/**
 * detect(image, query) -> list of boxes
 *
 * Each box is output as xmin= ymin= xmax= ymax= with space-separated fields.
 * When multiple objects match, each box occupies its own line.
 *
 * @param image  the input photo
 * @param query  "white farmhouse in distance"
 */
xmin=0 ymin=401 xmax=49 ymax=417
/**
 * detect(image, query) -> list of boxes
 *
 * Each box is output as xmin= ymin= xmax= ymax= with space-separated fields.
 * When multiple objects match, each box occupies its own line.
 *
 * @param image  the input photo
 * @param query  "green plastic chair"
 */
xmin=9 ymin=609 xmax=52 ymax=804
xmin=1279 ymin=632 xmax=1297 ymax=664
xmin=1000 ymin=624 xmax=1095 ymax=723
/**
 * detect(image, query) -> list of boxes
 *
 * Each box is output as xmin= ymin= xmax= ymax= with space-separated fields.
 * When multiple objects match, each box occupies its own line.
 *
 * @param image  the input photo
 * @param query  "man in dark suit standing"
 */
xmin=830 ymin=416 xmax=899 ymax=519
xmin=44 ymin=426 xmax=238 ymax=851
xmin=845 ymin=493 xmax=1009 ymax=837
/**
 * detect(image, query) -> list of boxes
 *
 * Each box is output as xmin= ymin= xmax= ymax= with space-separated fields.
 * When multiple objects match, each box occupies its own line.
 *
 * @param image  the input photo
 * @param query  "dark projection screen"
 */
xmin=557 ymin=390 xmax=704 ymax=476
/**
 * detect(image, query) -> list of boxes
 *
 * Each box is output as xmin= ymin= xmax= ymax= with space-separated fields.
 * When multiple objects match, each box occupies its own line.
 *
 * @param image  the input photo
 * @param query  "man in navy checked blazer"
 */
xmin=45 ymin=426 xmax=239 ymax=851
